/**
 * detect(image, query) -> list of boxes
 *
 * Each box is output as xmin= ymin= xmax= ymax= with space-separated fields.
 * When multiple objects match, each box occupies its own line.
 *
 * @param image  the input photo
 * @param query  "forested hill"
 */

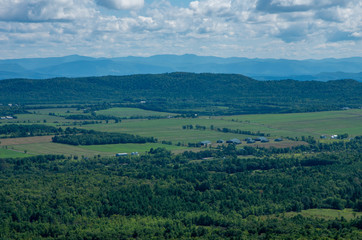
xmin=1 ymin=73 xmax=361 ymax=114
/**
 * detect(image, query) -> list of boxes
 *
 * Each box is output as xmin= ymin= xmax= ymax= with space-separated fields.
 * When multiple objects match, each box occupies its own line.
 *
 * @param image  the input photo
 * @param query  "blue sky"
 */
xmin=0 ymin=0 xmax=361 ymax=59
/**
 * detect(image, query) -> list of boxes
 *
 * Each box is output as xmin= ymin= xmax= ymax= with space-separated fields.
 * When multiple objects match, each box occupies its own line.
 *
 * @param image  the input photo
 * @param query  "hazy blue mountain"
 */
xmin=35 ymin=60 xmax=173 ymax=77
xmin=0 ymin=54 xmax=361 ymax=81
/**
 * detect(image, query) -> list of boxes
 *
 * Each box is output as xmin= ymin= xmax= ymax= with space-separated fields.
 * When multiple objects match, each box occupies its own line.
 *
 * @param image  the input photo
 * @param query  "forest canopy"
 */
xmin=1 ymin=73 xmax=361 ymax=114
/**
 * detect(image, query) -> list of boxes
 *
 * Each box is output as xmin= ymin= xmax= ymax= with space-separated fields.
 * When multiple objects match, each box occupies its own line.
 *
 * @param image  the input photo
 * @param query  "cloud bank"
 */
xmin=0 ymin=0 xmax=361 ymax=59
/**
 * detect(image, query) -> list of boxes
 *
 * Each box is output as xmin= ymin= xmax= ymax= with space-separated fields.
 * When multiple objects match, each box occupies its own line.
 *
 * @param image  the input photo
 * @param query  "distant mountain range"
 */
xmin=0 ymin=54 xmax=361 ymax=81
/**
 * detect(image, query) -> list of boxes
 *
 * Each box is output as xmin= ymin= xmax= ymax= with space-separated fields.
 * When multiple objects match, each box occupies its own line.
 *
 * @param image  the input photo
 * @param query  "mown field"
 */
xmin=97 ymin=107 xmax=177 ymax=118
xmin=6 ymin=142 xmax=189 ymax=157
xmin=81 ymin=143 xmax=188 ymax=154
xmin=79 ymin=108 xmax=362 ymax=141
xmin=223 ymin=109 xmax=362 ymax=137
xmin=0 ymin=148 xmax=30 ymax=158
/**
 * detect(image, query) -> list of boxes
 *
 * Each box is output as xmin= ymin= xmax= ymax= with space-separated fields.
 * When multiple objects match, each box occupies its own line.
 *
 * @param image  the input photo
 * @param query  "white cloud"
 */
xmin=0 ymin=0 xmax=95 ymax=22
xmin=189 ymin=0 xmax=232 ymax=16
xmin=96 ymin=0 xmax=144 ymax=10
xmin=0 ymin=0 xmax=361 ymax=59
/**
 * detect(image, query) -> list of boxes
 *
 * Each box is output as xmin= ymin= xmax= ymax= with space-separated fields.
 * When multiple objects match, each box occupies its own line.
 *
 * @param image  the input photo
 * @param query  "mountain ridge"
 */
xmin=0 ymin=55 xmax=361 ymax=81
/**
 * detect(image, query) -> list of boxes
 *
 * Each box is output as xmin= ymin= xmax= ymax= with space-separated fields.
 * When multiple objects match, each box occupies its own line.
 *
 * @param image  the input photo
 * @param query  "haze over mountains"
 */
xmin=0 ymin=54 xmax=361 ymax=81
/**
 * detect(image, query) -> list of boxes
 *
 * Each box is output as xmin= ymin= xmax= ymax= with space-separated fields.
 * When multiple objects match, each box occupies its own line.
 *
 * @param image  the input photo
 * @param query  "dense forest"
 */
xmin=0 ymin=105 xmax=27 ymax=116
xmin=52 ymin=132 xmax=157 ymax=145
xmin=0 ymin=139 xmax=361 ymax=239
xmin=1 ymin=73 xmax=361 ymax=114
xmin=0 ymin=124 xmax=61 ymax=138
xmin=0 ymin=125 xmax=89 ymax=138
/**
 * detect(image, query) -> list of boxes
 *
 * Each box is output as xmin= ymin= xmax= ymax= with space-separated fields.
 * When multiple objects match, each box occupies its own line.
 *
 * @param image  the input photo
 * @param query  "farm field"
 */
xmin=97 ymin=107 xmax=177 ymax=118
xmin=0 ymin=113 xmax=69 ymax=124
xmin=0 ymin=135 xmax=53 ymax=146
xmin=0 ymin=148 xmax=30 ymax=158
xmin=1 ymin=108 xmax=361 ymax=158
xmin=79 ymin=109 xmax=362 ymax=143
xmin=81 ymin=143 xmax=188 ymax=154
xmin=80 ymin=118 xmax=251 ymax=144
xmin=222 ymin=109 xmax=362 ymax=138
xmin=10 ymin=142 xmax=112 ymax=157
xmin=8 ymin=142 xmax=189 ymax=157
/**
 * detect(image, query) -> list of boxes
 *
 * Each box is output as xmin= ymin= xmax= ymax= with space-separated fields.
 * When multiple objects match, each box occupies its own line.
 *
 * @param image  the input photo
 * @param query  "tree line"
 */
xmin=52 ymin=132 xmax=157 ymax=145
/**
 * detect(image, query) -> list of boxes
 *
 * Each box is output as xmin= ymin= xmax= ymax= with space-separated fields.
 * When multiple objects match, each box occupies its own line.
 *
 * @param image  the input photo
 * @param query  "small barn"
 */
xmin=246 ymin=139 xmax=255 ymax=144
xmin=255 ymin=137 xmax=269 ymax=142
xmin=200 ymin=140 xmax=212 ymax=146
xmin=226 ymin=138 xmax=241 ymax=144
xmin=116 ymin=153 xmax=128 ymax=157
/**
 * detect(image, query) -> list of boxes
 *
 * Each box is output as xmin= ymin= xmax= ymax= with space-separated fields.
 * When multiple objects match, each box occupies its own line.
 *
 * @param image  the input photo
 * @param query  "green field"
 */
xmin=96 ymin=107 xmax=176 ymax=118
xmin=0 ymin=113 xmax=70 ymax=124
xmin=223 ymin=109 xmax=362 ymax=137
xmin=81 ymin=143 xmax=188 ymax=154
xmin=10 ymin=142 xmax=112 ymax=157
xmin=79 ymin=109 xmax=362 ymax=143
xmin=80 ymin=118 xmax=248 ymax=144
xmin=10 ymin=142 xmax=188 ymax=157
xmin=0 ymin=148 xmax=30 ymax=158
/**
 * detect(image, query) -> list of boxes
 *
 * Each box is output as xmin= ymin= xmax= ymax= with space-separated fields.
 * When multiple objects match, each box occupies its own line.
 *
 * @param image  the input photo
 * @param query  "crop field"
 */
xmin=0 ymin=148 xmax=30 ymax=158
xmin=0 ymin=113 xmax=68 ymax=124
xmin=10 ymin=142 xmax=111 ymax=157
xmin=96 ymin=107 xmax=177 ymax=118
xmin=80 ymin=118 xmax=254 ymax=144
xmin=79 ymin=109 xmax=362 ymax=144
xmin=81 ymin=143 xmax=188 ymax=154
xmin=0 ymin=136 xmax=53 ymax=146
xmin=8 ymin=142 xmax=188 ymax=157
xmin=223 ymin=109 xmax=362 ymax=138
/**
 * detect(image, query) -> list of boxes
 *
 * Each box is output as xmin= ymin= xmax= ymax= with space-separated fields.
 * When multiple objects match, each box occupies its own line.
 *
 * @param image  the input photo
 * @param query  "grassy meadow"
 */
xmin=10 ymin=142 xmax=113 ymax=157
xmin=223 ymin=109 xmax=362 ymax=137
xmin=97 ymin=107 xmax=177 ymax=118
xmin=79 ymin=108 xmax=362 ymax=143
xmin=0 ymin=148 xmax=30 ymax=158
xmin=81 ymin=143 xmax=188 ymax=154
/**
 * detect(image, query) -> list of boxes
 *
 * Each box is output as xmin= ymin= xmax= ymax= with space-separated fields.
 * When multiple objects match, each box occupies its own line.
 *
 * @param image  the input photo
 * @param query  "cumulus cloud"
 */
xmin=327 ymin=30 xmax=362 ymax=42
xmin=0 ymin=0 xmax=361 ymax=59
xmin=189 ymin=0 xmax=232 ymax=17
xmin=0 ymin=0 xmax=94 ymax=22
xmin=96 ymin=0 xmax=144 ymax=10
xmin=276 ymin=23 xmax=310 ymax=42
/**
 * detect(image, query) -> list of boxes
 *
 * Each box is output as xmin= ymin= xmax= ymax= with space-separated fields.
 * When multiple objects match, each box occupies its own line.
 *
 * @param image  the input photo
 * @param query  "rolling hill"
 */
xmin=1 ymin=73 xmax=361 ymax=114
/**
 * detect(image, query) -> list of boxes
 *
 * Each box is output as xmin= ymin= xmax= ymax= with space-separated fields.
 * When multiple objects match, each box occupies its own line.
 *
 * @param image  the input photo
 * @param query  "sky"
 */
xmin=0 ymin=0 xmax=361 ymax=59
